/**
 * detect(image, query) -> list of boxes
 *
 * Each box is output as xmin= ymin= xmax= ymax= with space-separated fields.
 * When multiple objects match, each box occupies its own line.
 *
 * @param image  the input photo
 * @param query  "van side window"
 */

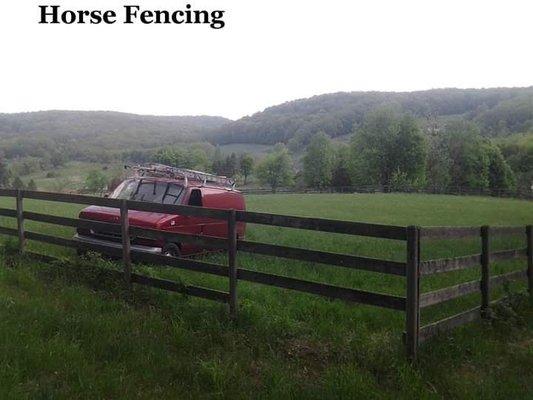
xmin=188 ymin=189 xmax=203 ymax=207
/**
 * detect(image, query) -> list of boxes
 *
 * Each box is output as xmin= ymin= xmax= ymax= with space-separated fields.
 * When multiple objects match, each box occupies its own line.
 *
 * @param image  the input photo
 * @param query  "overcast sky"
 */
xmin=1 ymin=0 xmax=532 ymax=120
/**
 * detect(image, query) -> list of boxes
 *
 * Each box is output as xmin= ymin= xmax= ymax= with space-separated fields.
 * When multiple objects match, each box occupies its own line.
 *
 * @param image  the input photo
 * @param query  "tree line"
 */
xmin=122 ymin=108 xmax=525 ymax=194
xmin=253 ymin=109 xmax=522 ymax=193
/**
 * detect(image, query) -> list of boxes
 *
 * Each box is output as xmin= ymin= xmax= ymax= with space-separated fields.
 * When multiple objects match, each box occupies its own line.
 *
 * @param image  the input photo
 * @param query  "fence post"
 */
xmin=16 ymin=190 xmax=25 ymax=254
xmin=406 ymin=225 xmax=420 ymax=360
xmin=228 ymin=209 xmax=238 ymax=318
xmin=527 ymin=225 xmax=533 ymax=297
xmin=120 ymin=200 xmax=132 ymax=289
xmin=480 ymin=226 xmax=490 ymax=316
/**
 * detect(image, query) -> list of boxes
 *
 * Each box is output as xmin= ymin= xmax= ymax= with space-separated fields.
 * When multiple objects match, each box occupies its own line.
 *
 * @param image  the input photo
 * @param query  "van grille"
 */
xmin=89 ymin=229 xmax=154 ymax=246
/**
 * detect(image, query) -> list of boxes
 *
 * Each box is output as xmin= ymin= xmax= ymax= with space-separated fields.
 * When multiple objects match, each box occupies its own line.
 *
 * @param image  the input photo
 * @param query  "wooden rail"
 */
xmin=420 ymin=254 xmax=481 ymax=276
xmin=419 ymin=306 xmax=482 ymax=343
xmin=236 ymin=210 xmax=406 ymax=240
xmin=237 ymin=268 xmax=406 ymax=310
xmin=0 ymin=189 xmax=531 ymax=361
xmin=237 ymin=240 xmax=406 ymax=276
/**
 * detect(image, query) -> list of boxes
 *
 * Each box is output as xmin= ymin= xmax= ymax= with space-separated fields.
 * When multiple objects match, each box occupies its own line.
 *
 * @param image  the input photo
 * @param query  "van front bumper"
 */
xmin=73 ymin=234 xmax=163 ymax=254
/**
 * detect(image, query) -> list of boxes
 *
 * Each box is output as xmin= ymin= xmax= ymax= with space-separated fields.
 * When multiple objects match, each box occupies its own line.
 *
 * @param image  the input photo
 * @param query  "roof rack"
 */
xmin=124 ymin=163 xmax=236 ymax=189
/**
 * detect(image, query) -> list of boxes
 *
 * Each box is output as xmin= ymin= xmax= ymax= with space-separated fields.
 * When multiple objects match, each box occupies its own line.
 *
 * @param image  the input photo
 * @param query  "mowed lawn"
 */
xmin=0 ymin=193 xmax=532 ymax=399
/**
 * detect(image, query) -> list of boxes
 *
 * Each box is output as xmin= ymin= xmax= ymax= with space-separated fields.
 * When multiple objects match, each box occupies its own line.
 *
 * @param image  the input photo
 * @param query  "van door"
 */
xmin=168 ymin=188 xmax=205 ymax=254
xmin=201 ymin=191 xmax=230 ymax=239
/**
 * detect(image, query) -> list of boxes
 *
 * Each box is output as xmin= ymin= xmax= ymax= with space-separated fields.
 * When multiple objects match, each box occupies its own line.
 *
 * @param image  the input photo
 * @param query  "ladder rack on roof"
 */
xmin=125 ymin=164 xmax=236 ymax=189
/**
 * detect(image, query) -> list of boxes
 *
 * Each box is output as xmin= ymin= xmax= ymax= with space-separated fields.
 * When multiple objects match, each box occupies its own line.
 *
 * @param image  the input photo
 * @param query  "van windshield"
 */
xmin=110 ymin=179 xmax=184 ymax=205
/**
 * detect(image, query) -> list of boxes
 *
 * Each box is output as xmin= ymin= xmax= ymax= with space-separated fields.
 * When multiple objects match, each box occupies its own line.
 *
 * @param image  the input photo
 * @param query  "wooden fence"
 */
xmin=0 ymin=188 xmax=531 ymax=359
xmin=415 ymin=225 xmax=532 ymax=354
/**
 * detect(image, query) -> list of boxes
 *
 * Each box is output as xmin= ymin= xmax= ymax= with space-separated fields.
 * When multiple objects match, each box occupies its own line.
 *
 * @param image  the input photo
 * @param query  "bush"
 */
xmin=85 ymin=170 xmax=108 ymax=193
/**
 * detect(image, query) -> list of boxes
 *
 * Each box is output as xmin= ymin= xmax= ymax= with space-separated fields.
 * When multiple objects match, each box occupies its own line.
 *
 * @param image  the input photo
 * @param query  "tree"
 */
xmin=392 ymin=116 xmax=427 ymax=186
xmin=444 ymin=121 xmax=490 ymax=190
xmin=331 ymin=145 xmax=352 ymax=187
xmin=426 ymin=123 xmax=452 ymax=191
xmin=52 ymin=177 xmax=74 ymax=193
xmin=303 ymin=132 xmax=335 ymax=188
xmin=85 ymin=170 xmax=108 ymax=193
xmin=497 ymin=134 xmax=533 ymax=192
xmin=239 ymin=154 xmax=254 ymax=184
xmin=255 ymin=144 xmax=293 ymax=192
xmin=27 ymin=179 xmax=37 ymax=191
xmin=223 ymin=153 xmax=239 ymax=177
xmin=350 ymin=109 xmax=426 ymax=188
xmin=487 ymin=145 xmax=516 ymax=192
xmin=50 ymin=150 xmax=67 ymax=168
xmin=212 ymin=146 xmax=225 ymax=175
xmin=11 ymin=176 xmax=24 ymax=189
xmin=153 ymin=147 xmax=188 ymax=167
xmin=189 ymin=148 xmax=210 ymax=171
xmin=0 ymin=156 xmax=11 ymax=188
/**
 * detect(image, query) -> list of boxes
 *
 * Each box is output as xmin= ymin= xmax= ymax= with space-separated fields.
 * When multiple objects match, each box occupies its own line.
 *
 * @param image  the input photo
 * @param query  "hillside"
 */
xmin=2 ymin=88 xmax=533 ymax=155
xmin=0 ymin=110 xmax=229 ymax=139
xmin=0 ymin=111 xmax=230 ymax=155
xmin=208 ymin=87 xmax=533 ymax=146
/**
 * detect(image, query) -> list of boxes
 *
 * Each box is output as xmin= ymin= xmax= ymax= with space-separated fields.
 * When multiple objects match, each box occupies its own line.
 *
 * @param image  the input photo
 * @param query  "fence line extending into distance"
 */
xmin=0 ymin=189 xmax=530 ymax=359
xmin=240 ymin=185 xmax=533 ymax=200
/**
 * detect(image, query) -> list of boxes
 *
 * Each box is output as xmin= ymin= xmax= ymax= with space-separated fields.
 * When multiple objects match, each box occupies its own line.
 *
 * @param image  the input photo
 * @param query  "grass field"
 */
xmin=0 ymin=193 xmax=532 ymax=399
xmin=219 ymin=143 xmax=274 ymax=157
xmin=22 ymin=161 xmax=123 ymax=192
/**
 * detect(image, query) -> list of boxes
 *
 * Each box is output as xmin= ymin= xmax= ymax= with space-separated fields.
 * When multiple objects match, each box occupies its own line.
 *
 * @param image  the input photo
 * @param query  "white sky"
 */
xmin=0 ymin=0 xmax=532 ymax=120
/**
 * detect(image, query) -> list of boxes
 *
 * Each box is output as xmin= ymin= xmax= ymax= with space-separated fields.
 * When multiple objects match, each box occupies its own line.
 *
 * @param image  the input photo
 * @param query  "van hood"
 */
xmin=79 ymin=205 xmax=177 ymax=228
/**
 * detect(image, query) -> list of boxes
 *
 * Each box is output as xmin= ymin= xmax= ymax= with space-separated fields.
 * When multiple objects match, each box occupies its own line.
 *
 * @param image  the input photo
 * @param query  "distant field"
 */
xmin=219 ymin=143 xmax=274 ymax=157
xmin=23 ymin=161 xmax=123 ymax=192
xmin=0 ymin=193 xmax=532 ymax=399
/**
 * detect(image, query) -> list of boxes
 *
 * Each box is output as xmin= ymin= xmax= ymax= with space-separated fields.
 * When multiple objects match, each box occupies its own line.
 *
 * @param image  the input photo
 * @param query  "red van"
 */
xmin=74 ymin=164 xmax=246 ymax=257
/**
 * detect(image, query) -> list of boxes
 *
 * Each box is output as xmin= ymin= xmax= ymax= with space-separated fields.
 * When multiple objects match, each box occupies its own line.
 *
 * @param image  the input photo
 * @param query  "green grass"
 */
xmin=0 ymin=193 xmax=532 ymax=399
xmin=22 ymin=161 xmax=123 ymax=192
xmin=219 ymin=143 xmax=274 ymax=158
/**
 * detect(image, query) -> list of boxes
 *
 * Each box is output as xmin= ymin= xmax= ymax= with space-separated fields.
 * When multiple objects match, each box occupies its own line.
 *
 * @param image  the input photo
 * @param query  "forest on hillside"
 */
xmin=0 ymin=111 xmax=229 ymax=161
xmin=209 ymin=87 xmax=533 ymax=147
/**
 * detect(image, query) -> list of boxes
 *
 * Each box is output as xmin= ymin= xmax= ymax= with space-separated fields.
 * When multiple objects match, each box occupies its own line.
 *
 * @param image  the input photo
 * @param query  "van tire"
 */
xmin=162 ymin=243 xmax=181 ymax=258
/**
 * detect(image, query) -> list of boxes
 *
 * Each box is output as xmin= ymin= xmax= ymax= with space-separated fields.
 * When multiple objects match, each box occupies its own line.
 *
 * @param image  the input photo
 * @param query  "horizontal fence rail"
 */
xmin=236 ymin=210 xmax=406 ymax=240
xmin=0 ymin=189 xmax=531 ymax=361
xmin=419 ymin=306 xmax=482 ymax=343
xmin=237 ymin=268 xmax=406 ymax=310
xmin=420 ymin=254 xmax=481 ymax=276
xmin=237 ymin=240 xmax=406 ymax=276
xmin=421 ymin=225 xmax=526 ymax=239
xmin=0 ymin=208 xmax=17 ymax=218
